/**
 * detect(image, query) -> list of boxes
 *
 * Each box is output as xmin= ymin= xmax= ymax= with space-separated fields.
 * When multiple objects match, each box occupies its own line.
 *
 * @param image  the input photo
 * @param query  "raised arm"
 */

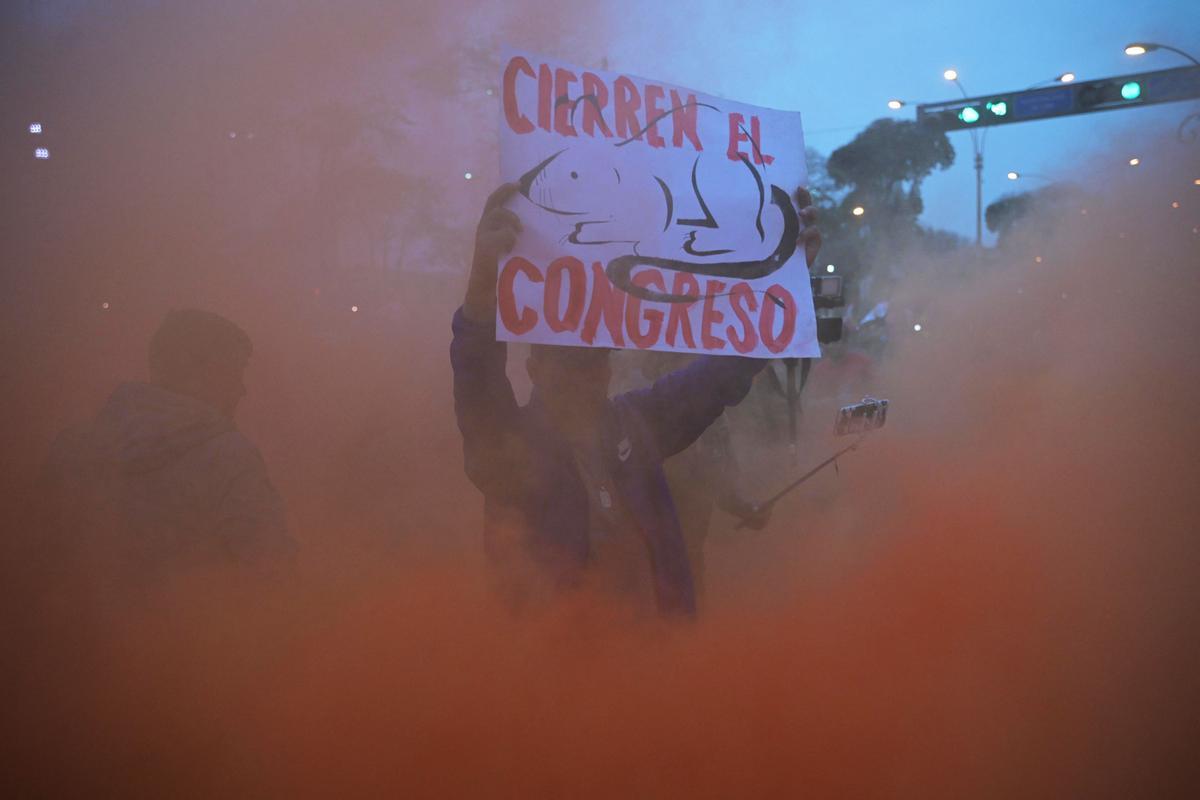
xmin=621 ymin=355 xmax=766 ymax=460
xmin=622 ymin=187 xmax=822 ymax=462
xmin=451 ymin=184 xmax=528 ymax=497
xmin=462 ymin=183 xmax=522 ymax=325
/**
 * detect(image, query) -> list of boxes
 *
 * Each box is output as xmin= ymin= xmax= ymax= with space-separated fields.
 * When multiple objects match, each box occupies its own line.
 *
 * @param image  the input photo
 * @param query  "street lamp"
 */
xmin=851 ymin=205 xmax=865 ymax=217
xmin=1126 ymin=42 xmax=1200 ymax=142
xmin=1007 ymin=171 xmax=1052 ymax=182
xmin=945 ymin=68 xmax=986 ymax=248
xmin=888 ymin=97 xmax=933 ymax=111
xmin=1124 ymin=42 xmax=1200 ymax=66
xmin=1025 ymin=72 xmax=1077 ymax=88
xmin=1129 ymin=157 xmax=1141 ymax=166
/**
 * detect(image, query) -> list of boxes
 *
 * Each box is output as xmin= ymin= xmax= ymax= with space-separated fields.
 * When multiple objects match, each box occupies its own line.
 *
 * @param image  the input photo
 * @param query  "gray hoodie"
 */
xmin=43 ymin=382 xmax=295 ymax=573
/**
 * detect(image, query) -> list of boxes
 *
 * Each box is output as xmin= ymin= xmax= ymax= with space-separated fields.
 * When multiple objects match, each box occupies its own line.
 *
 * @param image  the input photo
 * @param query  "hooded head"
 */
xmin=526 ymin=344 xmax=612 ymax=439
xmin=148 ymin=309 xmax=252 ymax=417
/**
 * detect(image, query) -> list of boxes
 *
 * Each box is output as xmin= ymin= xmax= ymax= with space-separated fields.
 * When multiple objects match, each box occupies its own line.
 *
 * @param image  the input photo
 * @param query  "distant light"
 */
xmin=851 ymin=206 xmax=865 ymax=216
xmin=34 ymin=147 xmax=49 ymax=159
xmin=485 ymin=88 xmax=495 ymax=96
xmin=1124 ymin=44 xmax=1148 ymax=56
xmin=913 ymin=324 xmax=923 ymax=332
xmin=1007 ymin=171 xmax=1019 ymax=180
xmin=1035 ymin=256 xmax=1043 ymax=263
xmin=1129 ymin=157 xmax=1140 ymax=166
xmin=228 ymin=131 xmax=237 ymax=139
xmin=29 ymin=122 xmax=43 ymax=134
xmin=101 ymin=301 xmax=110 ymax=310
xmin=1172 ymin=201 xmax=1180 ymax=209
xmin=1081 ymin=208 xmax=1088 ymax=215
xmin=464 ymin=172 xmax=473 ymax=180
xmin=943 ymin=69 xmax=958 ymax=81
xmin=1120 ymin=81 xmax=1142 ymax=101
xmin=826 ymin=264 xmax=835 ymax=273
xmin=887 ymin=99 xmax=903 ymax=110
xmin=1194 ymin=179 xmax=1200 ymax=185
xmin=959 ymin=106 xmax=980 ymax=124
xmin=1058 ymin=72 xmax=1076 ymax=83
xmin=351 ymin=305 xmax=359 ymax=313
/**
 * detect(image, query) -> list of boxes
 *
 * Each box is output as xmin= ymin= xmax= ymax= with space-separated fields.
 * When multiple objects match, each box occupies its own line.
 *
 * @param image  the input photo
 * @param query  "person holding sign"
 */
xmin=494 ymin=48 xmax=821 ymax=359
xmin=451 ymin=183 xmax=820 ymax=617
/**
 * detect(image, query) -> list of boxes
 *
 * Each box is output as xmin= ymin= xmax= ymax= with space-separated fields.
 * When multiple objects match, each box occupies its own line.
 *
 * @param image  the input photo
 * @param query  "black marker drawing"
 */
xmin=611 ymin=100 xmax=721 ymax=147
xmin=518 ymin=100 xmax=797 ymax=306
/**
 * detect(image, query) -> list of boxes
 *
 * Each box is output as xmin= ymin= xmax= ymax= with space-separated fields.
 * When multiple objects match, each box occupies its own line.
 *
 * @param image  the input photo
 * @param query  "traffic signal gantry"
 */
xmin=917 ymin=65 xmax=1200 ymax=131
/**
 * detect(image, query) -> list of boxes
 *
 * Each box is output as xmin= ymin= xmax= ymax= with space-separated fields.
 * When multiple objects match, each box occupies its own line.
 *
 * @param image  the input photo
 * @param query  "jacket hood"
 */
xmin=88 ymin=382 xmax=235 ymax=474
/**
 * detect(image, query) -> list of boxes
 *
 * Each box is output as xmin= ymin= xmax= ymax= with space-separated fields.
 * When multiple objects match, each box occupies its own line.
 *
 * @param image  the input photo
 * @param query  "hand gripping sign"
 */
xmin=497 ymin=47 xmax=819 ymax=359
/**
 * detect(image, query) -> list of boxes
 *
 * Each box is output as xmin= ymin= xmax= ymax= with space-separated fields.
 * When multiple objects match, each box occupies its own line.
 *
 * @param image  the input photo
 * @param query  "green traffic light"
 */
xmin=1121 ymin=81 xmax=1142 ymax=100
xmin=986 ymin=100 xmax=1008 ymax=116
xmin=959 ymin=106 xmax=980 ymax=123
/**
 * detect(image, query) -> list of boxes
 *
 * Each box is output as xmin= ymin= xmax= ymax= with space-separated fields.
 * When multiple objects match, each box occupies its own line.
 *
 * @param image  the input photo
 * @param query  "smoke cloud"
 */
xmin=2 ymin=3 xmax=1198 ymax=797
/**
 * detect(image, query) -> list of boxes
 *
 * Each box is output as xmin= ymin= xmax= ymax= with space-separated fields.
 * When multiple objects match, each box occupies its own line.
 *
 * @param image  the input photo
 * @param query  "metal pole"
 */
xmin=953 ymin=77 xmax=986 ymax=248
xmin=1152 ymin=43 xmax=1200 ymax=67
xmin=975 ymin=150 xmax=983 ymax=247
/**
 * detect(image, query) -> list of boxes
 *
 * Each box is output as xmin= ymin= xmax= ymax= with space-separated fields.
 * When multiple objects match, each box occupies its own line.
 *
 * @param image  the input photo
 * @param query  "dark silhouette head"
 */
xmin=526 ymin=344 xmax=612 ymax=438
xmin=148 ymin=309 xmax=253 ymax=417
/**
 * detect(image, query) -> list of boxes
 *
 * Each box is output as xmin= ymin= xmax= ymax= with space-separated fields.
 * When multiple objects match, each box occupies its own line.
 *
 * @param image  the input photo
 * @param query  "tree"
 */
xmin=985 ymin=183 xmax=1082 ymax=246
xmin=807 ymin=121 xmax=958 ymax=317
xmin=827 ymin=118 xmax=954 ymax=230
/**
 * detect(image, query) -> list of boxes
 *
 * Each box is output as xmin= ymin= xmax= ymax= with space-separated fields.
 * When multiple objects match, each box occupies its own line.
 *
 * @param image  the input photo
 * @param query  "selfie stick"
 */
xmin=734 ymin=434 xmax=867 ymax=530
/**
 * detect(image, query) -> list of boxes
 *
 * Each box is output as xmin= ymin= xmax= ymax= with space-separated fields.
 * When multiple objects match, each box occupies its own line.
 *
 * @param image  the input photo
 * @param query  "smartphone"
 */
xmin=835 ymin=396 xmax=888 ymax=436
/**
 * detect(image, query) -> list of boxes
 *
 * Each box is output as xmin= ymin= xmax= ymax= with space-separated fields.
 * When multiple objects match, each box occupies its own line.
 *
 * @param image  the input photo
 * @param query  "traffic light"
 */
xmin=918 ymin=65 xmax=1199 ymax=130
xmin=935 ymin=96 xmax=1011 ymax=129
xmin=1077 ymin=76 xmax=1145 ymax=110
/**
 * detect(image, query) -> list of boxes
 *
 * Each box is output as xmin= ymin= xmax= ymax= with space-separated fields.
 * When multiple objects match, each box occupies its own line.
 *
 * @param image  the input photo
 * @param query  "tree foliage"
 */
xmin=985 ymin=183 xmax=1082 ymax=244
xmin=827 ymin=118 xmax=954 ymax=223
xmin=805 ymin=121 xmax=961 ymax=313
xmin=828 ymin=118 xmax=955 ymax=194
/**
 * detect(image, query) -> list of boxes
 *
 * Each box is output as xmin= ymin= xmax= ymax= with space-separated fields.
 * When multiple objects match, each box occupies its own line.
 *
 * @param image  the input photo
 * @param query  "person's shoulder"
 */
xmin=194 ymin=428 xmax=269 ymax=471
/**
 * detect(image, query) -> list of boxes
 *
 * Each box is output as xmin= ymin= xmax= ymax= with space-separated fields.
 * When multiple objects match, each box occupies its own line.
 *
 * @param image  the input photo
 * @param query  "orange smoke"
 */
xmin=2 ymin=3 xmax=1198 ymax=796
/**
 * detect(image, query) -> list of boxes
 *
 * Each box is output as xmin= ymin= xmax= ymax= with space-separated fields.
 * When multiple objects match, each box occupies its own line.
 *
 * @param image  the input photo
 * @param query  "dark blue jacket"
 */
xmin=451 ymin=308 xmax=764 ymax=616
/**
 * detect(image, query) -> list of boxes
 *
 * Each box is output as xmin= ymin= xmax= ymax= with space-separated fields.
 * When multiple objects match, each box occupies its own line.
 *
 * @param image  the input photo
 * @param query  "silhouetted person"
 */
xmin=451 ymin=185 xmax=819 ymax=617
xmin=40 ymin=309 xmax=294 ymax=583
xmin=638 ymin=352 xmax=770 ymax=609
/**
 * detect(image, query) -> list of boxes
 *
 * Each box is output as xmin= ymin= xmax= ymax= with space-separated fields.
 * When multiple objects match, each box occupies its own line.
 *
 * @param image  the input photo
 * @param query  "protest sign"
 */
xmin=496 ymin=47 xmax=818 ymax=358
